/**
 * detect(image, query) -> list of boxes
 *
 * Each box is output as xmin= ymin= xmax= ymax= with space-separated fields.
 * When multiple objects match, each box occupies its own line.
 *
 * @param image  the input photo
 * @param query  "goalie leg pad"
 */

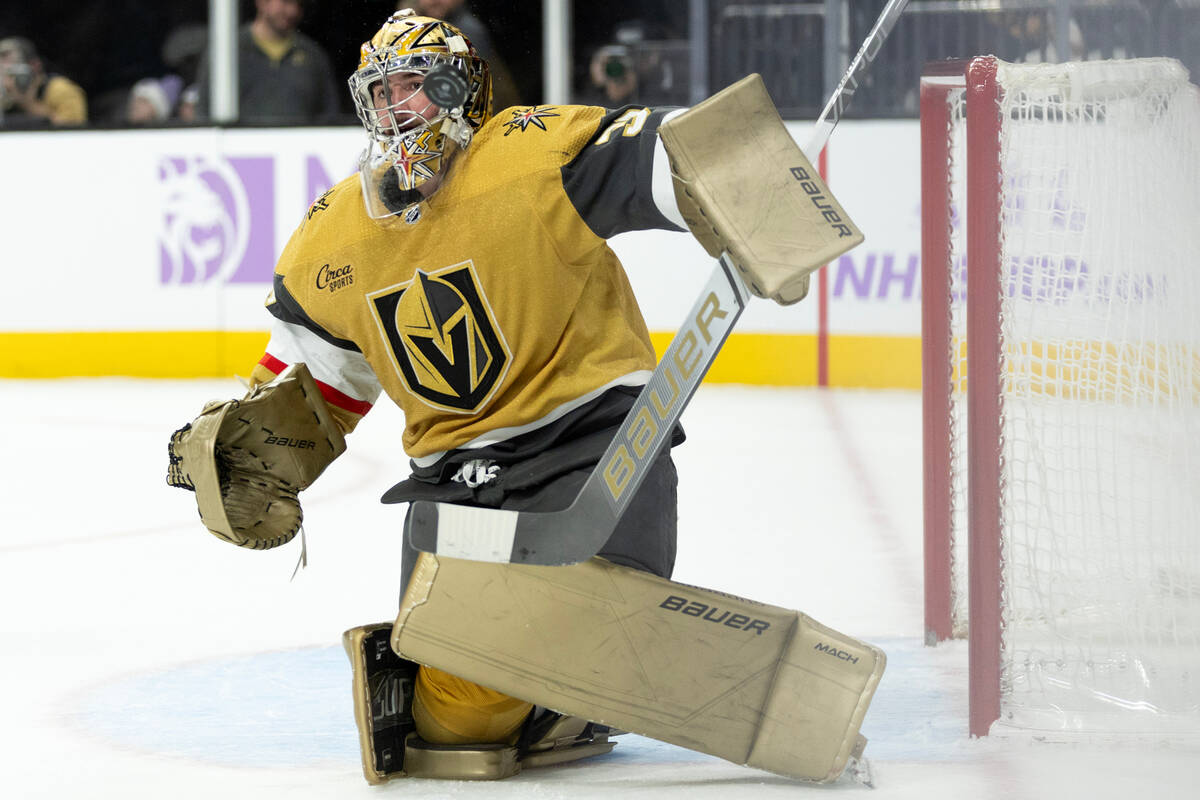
xmin=392 ymin=554 xmax=886 ymax=783
xmin=659 ymin=73 xmax=864 ymax=305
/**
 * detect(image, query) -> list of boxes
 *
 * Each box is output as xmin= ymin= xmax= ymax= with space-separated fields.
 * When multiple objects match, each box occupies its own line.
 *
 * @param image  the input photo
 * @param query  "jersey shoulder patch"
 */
xmin=477 ymin=105 xmax=608 ymax=167
xmin=297 ymin=173 xmax=362 ymax=236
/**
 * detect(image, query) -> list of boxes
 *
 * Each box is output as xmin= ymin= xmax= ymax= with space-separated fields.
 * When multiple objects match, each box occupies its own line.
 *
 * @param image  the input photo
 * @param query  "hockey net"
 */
xmin=921 ymin=56 xmax=1200 ymax=738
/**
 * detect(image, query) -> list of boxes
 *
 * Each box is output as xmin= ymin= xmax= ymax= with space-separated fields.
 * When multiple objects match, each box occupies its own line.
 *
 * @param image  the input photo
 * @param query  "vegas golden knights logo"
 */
xmin=368 ymin=261 xmax=510 ymax=412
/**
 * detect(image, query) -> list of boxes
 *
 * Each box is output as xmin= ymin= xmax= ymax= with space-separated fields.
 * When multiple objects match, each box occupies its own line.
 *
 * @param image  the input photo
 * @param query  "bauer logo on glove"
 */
xmin=166 ymin=362 xmax=346 ymax=549
xmin=263 ymin=435 xmax=318 ymax=449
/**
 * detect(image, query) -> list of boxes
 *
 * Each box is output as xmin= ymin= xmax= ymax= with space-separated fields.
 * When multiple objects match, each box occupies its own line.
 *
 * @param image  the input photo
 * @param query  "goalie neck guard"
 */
xmin=349 ymin=10 xmax=493 ymax=219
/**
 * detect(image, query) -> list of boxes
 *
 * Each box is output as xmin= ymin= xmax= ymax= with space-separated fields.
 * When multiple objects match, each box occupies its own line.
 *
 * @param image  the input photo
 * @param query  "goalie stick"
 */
xmin=405 ymin=0 xmax=912 ymax=566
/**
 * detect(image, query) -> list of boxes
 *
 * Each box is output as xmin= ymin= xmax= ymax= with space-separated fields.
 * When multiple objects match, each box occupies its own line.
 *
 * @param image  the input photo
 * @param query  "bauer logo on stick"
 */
xmin=602 ymin=291 xmax=729 ymax=504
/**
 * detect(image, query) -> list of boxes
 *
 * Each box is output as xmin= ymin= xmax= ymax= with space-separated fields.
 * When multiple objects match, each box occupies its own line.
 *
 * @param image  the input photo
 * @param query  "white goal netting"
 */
xmin=947 ymin=58 xmax=1200 ymax=736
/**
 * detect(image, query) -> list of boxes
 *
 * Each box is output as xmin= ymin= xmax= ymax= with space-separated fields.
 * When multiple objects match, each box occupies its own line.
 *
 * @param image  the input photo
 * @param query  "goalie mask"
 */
xmin=349 ymin=10 xmax=492 ymax=219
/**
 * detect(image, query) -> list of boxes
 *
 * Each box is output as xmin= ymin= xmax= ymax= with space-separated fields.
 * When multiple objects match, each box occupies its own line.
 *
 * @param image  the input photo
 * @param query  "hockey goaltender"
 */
xmin=167 ymin=8 xmax=884 ymax=785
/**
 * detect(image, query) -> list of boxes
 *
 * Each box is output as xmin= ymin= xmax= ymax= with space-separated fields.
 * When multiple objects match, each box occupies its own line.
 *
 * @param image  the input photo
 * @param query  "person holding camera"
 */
xmin=0 ymin=37 xmax=86 ymax=128
xmin=584 ymin=44 xmax=639 ymax=106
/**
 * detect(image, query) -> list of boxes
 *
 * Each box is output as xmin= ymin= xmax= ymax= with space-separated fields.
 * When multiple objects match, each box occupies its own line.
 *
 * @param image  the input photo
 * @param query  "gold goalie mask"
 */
xmin=349 ymin=10 xmax=493 ymax=219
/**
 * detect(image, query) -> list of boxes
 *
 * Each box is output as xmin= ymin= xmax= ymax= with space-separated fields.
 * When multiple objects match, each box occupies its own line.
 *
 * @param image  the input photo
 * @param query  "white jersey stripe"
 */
xmin=264 ymin=319 xmax=383 ymax=408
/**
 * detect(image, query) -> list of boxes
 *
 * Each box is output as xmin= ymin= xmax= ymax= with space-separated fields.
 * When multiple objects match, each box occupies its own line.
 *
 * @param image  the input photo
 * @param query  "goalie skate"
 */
xmin=841 ymin=734 xmax=875 ymax=788
xmin=344 ymin=624 xmax=619 ymax=783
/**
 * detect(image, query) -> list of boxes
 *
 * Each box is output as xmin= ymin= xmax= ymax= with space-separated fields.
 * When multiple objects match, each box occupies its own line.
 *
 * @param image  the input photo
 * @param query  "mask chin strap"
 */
xmin=441 ymin=115 xmax=473 ymax=148
xmin=436 ymin=35 xmax=476 ymax=149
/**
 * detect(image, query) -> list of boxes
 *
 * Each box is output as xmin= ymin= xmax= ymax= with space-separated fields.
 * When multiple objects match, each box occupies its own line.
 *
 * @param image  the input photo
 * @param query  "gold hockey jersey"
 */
xmin=256 ymin=104 xmax=686 ymax=464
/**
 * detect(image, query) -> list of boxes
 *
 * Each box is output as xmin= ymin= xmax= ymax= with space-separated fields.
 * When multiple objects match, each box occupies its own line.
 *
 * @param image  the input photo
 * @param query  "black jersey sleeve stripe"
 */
xmin=267 ymin=273 xmax=363 ymax=353
xmin=560 ymin=106 xmax=686 ymax=239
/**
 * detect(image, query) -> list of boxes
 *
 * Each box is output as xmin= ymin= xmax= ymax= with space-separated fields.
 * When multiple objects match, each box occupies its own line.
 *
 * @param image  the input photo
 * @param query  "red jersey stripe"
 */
xmin=259 ymin=352 xmax=374 ymax=417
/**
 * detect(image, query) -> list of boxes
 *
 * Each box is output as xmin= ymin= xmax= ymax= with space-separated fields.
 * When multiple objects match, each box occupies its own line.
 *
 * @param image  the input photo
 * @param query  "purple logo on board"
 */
xmin=158 ymin=156 xmax=275 ymax=285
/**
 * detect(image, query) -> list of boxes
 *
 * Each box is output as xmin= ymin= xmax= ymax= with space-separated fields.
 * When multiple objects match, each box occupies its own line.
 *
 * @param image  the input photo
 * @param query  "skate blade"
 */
xmin=840 ymin=733 xmax=875 ymax=788
xmin=842 ymin=754 xmax=875 ymax=789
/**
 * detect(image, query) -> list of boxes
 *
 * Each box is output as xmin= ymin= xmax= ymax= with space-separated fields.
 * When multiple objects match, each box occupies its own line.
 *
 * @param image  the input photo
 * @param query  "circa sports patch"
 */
xmin=367 ymin=260 xmax=511 ymax=413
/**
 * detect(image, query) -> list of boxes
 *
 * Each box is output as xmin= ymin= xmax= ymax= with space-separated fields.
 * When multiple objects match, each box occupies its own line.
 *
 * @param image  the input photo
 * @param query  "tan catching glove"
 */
xmin=659 ymin=74 xmax=864 ymax=305
xmin=167 ymin=362 xmax=346 ymax=549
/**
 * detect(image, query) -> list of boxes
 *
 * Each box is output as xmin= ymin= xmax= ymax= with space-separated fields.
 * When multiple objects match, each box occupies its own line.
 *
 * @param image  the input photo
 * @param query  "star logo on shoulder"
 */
xmin=306 ymin=189 xmax=333 ymax=220
xmin=502 ymin=106 xmax=560 ymax=136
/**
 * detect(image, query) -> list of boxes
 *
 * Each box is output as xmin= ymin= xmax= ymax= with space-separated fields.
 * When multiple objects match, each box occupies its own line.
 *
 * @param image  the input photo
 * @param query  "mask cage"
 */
xmin=349 ymin=52 xmax=469 ymax=143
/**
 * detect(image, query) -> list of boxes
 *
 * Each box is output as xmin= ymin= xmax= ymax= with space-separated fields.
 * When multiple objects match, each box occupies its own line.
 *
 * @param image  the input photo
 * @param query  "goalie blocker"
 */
xmin=660 ymin=73 xmax=864 ymax=305
xmin=386 ymin=554 xmax=885 ymax=783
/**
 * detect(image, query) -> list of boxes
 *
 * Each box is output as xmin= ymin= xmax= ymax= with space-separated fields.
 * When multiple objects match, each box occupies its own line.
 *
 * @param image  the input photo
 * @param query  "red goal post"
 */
xmin=921 ymin=56 xmax=1200 ymax=739
xmin=921 ymin=56 xmax=1005 ymax=738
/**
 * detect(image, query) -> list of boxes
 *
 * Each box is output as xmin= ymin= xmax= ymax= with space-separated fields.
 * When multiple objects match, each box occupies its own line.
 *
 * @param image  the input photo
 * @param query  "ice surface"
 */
xmin=1 ymin=379 xmax=1195 ymax=799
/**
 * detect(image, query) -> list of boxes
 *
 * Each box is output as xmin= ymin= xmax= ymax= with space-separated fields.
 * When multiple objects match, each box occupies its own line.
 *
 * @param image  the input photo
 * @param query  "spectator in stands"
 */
xmin=125 ymin=76 xmax=178 ymax=125
xmin=162 ymin=22 xmax=208 ymax=89
xmin=1001 ymin=9 xmax=1085 ymax=63
xmin=0 ymin=36 xmax=86 ymax=127
xmin=398 ymin=0 xmax=523 ymax=109
xmin=161 ymin=22 xmax=207 ymax=123
xmin=194 ymin=0 xmax=340 ymax=124
xmin=176 ymin=84 xmax=200 ymax=123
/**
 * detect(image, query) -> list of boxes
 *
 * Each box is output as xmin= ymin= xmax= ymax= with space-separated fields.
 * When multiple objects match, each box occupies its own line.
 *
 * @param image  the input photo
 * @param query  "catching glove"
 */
xmin=167 ymin=362 xmax=346 ymax=549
